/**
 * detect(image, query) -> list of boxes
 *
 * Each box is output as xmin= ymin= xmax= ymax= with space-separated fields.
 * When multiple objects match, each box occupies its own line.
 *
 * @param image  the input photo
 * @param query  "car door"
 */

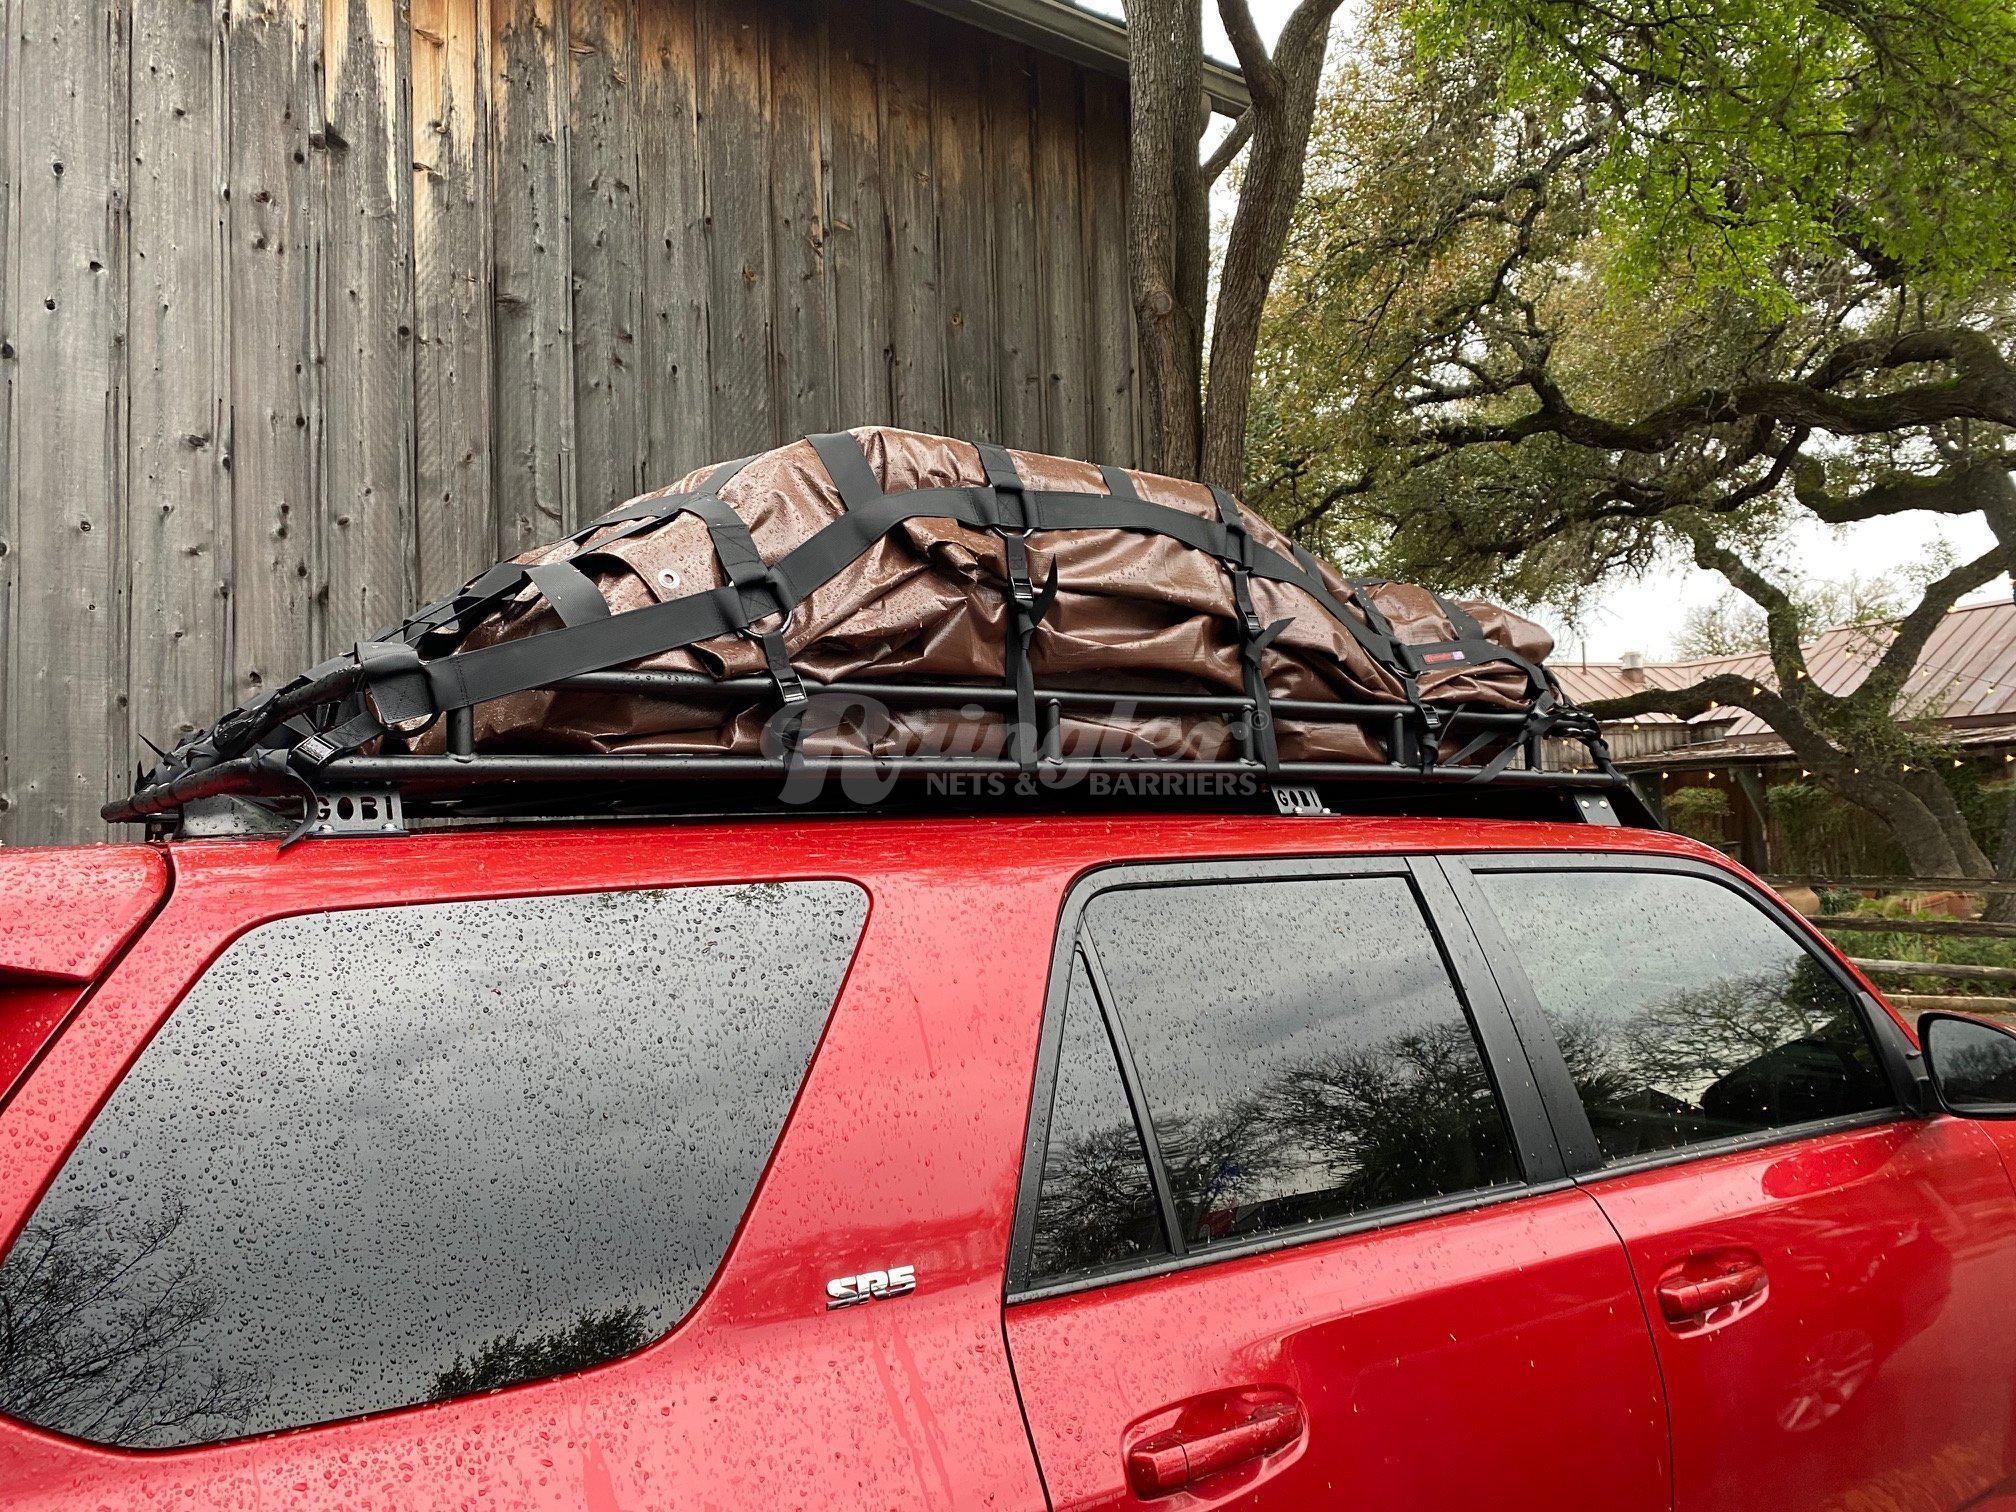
xmin=1003 ymin=857 xmax=1672 ymax=1511
xmin=0 ymin=832 xmax=1051 ymax=1510
xmin=1446 ymin=853 xmax=2016 ymax=1512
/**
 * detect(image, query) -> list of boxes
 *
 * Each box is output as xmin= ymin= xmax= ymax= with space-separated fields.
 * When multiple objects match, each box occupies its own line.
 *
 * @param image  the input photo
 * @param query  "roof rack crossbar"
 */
xmin=105 ymin=669 xmax=1625 ymax=831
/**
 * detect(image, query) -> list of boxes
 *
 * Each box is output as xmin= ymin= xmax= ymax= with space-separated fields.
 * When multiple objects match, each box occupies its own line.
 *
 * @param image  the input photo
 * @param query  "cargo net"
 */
xmin=108 ymin=427 xmax=1620 ymax=829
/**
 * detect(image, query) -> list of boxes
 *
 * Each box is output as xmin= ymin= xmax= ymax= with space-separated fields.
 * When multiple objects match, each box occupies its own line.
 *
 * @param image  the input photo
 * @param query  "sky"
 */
xmin=1079 ymin=0 xmax=2016 ymax=662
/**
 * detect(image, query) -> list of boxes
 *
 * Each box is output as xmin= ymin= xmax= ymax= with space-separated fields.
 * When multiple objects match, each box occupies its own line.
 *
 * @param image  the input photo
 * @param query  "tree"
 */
xmin=1244 ymin=0 xmax=2016 ymax=886
xmin=1125 ymin=0 xmax=1350 ymax=487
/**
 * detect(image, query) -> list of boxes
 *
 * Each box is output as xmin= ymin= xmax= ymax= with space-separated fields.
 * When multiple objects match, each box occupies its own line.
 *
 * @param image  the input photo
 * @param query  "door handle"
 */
xmin=1656 ymin=1255 xmax=1769 ymax=1327
xmin=1127 ymin=1401 xmax=1305 ymax=1499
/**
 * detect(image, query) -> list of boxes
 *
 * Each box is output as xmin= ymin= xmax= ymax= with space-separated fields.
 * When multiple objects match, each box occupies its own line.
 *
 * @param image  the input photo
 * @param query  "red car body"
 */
xmin=3 ymin=814 xmax=2015 ymax=1510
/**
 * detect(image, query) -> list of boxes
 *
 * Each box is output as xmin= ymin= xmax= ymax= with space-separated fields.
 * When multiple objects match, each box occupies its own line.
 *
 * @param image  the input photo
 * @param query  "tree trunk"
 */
xmin=1125 ymin=0 xmax=1208 ymax=478
xmin=1199 ymin=34 xmax=1331 ymax=491
xmin=1829 ymin=769 xmax=1990 ymax=880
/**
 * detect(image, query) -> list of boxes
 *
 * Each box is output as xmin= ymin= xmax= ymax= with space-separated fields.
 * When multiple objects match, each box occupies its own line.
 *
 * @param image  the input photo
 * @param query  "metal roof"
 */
xmin=909 ymin=0 xmax=1252 ymax=114
xmin=1553 ymin=596 xmax=2016 ymax=738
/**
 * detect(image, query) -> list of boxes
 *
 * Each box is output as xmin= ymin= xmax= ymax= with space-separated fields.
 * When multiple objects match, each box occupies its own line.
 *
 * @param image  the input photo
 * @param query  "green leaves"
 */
xmin=1404 ymin=0 xmax=2016 ymax=302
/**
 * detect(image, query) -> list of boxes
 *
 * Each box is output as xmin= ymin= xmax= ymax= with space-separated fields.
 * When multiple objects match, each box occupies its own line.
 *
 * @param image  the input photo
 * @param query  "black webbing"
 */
xmin=523 ymin=562 xmax=611 ymax=627
xmin=247 ymin=445 xmax=1580 ymax=782
xmin=1209 ymin=485 xmax=1286 ymax=772
xmin=978 ymin=443 xmax=1057 ymax=770
xmin=808 ymin=431 xmax=883 ymax=510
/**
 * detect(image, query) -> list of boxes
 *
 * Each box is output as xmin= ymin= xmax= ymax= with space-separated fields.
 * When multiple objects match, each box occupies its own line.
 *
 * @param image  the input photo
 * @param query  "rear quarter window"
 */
xmin=0 ymin=880 xmax=865 ymax=1449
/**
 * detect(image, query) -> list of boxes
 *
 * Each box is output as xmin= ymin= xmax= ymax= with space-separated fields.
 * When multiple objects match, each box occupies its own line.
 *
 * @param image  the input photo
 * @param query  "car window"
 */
xmin=1081 ymin=876 xmax=1518 ymax=1251
xmin=0 ymin=881 xmax=866 ymax=1449
xmin=1477 ymin=868 xmax=1893 ymax=1163
xmin=1028 ymin=951 xmax=1168 ymax=1283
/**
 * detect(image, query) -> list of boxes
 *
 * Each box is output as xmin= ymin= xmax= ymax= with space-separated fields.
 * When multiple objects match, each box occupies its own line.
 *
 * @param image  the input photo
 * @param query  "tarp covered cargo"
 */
xmin=117 ymin=426 xmax=1595 ymax=821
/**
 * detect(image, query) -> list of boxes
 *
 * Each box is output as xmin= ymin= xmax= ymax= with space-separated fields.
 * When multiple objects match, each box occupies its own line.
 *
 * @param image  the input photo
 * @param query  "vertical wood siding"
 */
xmin=0 ymin=0 xmax=1137 ymax=845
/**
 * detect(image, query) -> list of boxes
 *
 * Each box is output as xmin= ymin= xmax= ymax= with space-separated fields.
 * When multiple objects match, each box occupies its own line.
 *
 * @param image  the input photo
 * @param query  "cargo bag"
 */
xmin=113 ymin=427 xmax=1610 ymax=823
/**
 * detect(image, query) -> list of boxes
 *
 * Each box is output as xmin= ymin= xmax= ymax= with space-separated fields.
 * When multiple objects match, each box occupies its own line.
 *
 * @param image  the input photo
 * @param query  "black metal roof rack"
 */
xmin=106 ymin=664 xmax=1643 ymax=840
xmin=105 ymin=428 xmax=1645 ymax=841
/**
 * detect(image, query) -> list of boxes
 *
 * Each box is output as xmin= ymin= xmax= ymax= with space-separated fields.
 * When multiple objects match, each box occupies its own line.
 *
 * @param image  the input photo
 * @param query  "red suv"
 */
xmin=4 ymin=810 xmax=2016 ymax=1509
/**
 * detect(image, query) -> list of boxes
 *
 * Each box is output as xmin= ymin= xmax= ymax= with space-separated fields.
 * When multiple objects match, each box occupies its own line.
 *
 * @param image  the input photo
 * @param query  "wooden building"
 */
xmin=0 ymin=0 xmax=1244 ymax=845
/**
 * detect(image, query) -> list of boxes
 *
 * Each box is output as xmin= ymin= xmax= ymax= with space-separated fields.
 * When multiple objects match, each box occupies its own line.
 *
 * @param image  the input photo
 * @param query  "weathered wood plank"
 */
xmin=1886 ymin=994 xmax=2016 ymax=1018
xmin=931 ymin=15 xmax=994 ymax=441
xmin=568 ymin=0 xmax=644 ymax=512
xmin=490 ymin=0 xmax=576 ymax=548
xmin=128 ymin=0 xmax=230 ymax=758
xmin=636 ymin=0 xmax=710 ymax=481
xmin=3 ymin=0 xmax=128 ymax=842
xmin=1032 ymin=53 xmax=1088 ymax=457
xmin=698 ymin=0 xmax=774 ymax=455
xmin=1851 ymin=958 xmax=2016 ymax=984
xmin=824 ymin=2 xmax=891 ymax=429
xmin=1081 ymin=70 xmax=1133 ymax=465
xmin=411 ymin=0 xmax=496 ymax=596
xmin=881 ymin=0 xmax=943 ymax=433
xmin=225 ymin=0 xmax=322 ymax=708
xmin=1810 ymin=915 xmax=2016 ymax=940
xmin=0 ymin=0 xmax=13 ymax=833
xmin=321 ymin=0 xmax=416 ymax=647
xmin=1767 ymin=873 xmax=2016 ymax=896
xmin=983 ymin=35 xmax=1040 ymax=447
xmin=768 ymin=0 xmax=833 ymax=441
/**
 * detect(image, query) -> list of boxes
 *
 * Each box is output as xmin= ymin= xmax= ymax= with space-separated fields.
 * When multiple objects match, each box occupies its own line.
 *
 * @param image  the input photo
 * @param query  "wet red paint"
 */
xmin=1 ymin=814 xmax=2012 ymax=1508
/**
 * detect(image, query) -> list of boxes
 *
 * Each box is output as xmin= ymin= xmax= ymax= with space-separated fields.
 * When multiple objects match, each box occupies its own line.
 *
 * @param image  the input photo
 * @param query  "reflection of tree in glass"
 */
xmin=1030 ymin=1121 xmax=1168 ymax=1277
xmin=1262 ymin=1020 xmax=1512 ymax=1217
xmin=1940 ymin=1036 xmax=2016 ymax=1105
xmin=1553 ymin=955 xmax=1885 ymax=1155
xmin=428 ymin=1306 xmax=652 ymax=1401
xmin=1036 ymin=1020 xmax=1512 ymax=1261
xmin=0 ymin=1200 xmax=265 ymax=1448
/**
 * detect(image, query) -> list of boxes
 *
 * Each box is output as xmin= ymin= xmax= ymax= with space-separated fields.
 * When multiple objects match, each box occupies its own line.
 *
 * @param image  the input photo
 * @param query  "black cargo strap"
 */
xmin=1446 ymin=688 xmax=1562 ymax=783
xmin=245 ymin=431 xmax=1555 ymax=779
xmin=980 ymin=444 xmax=1060 ymax=770
xmin=1207 ymin=483 xmax=1289 ymax=773
xmin=807 ymin=431 xmax=883 ymax=511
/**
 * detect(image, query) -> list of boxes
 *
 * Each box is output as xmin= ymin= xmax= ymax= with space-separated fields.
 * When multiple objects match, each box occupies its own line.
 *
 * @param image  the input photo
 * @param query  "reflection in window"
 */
xmin=0 ymin=882 xmax=866 ymax=1449
xmin=1084 ymin=877 xmax=1517 ymax=1249
xmin=1479 ymin=870 xmax=1893 ymax=1162
xmin=1029 ymin=953 xmax=1167 ymax=1281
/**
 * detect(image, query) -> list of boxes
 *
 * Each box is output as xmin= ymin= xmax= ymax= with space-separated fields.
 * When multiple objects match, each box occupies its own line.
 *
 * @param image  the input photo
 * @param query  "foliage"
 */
xmin=1662 ymin=784 xmax=1730 ymax=842
xmin=1672 ymin=571 xmax=1929 ymax=659
xmin=429 ymin=1307 xmax=651 ymax=1401
xmin=1245 ymin=0 xmax=2016 ymax=885
xmin=1819 ymin=892 xmax=2016 ymax=998
xmin=1404 ymin=0 xmax=2016 ymax=304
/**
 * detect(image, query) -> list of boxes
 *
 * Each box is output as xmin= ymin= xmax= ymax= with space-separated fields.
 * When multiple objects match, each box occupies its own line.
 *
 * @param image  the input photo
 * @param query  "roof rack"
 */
xmin=106 ymin=428 xmax=1643 ymax=842
xmin=106 ymin=664 xmax=1643 ymax=840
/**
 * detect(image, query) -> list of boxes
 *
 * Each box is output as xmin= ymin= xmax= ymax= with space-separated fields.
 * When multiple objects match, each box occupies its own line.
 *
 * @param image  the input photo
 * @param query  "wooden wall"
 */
xmin=0 ymin=0 xmax=1138 ymax=845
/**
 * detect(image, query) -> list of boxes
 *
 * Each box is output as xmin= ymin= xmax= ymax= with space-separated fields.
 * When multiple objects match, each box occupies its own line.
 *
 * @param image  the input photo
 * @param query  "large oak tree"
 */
xmin=1242 ymin=0 xmax=2016 ymax=886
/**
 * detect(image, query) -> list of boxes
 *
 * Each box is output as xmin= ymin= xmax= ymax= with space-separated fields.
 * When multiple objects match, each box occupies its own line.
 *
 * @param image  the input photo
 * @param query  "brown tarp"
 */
xmin=413 ymin=427 xmax=1553 ymax=765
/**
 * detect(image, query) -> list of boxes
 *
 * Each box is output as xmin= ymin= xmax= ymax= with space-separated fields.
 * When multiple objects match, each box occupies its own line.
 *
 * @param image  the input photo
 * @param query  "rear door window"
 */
xmin=0 ymin=881 xmax=865 ymax=1449
xmin=1475 ymin=868 xmax=1893 ymax=1162
xmin=1074 ymin=875 xmax=1518 ymax=1252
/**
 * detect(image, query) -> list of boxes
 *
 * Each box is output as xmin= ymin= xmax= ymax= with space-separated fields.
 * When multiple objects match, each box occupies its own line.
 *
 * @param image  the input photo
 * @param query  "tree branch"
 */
xmin=1201 ymin=109 xmax=1254 ymax=186
xmin=1868 ymin=544 xmax=2011 ymax=690
xmin=1216 ymin=0 xmax=1280 ymax=106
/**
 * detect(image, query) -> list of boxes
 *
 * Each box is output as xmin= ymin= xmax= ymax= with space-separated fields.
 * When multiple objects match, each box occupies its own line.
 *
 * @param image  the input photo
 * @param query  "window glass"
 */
xmin=1029 ymin=952 xmax=1167 ymax=1282
xmin=1478 ymin=869 xmax=1892 ymax=1162
xmin=0 ymin=881 xmax=866 ymax=1449
xmin=1084 ymin=877 xmax=1517 ymax=1250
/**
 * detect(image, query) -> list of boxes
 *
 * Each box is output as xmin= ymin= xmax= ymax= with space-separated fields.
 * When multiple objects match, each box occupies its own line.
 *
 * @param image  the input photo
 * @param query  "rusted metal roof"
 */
xmin=1553 ymin=597 xmax=2016 ymax=739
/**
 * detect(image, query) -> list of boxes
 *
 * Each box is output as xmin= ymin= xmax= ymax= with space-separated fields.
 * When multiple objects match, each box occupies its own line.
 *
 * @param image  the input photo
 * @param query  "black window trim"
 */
xmin=1440 ymin=851 xmax=1919 ymax=1183
xmin=1006 ymin=854 xmax=1571 ymax=1304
